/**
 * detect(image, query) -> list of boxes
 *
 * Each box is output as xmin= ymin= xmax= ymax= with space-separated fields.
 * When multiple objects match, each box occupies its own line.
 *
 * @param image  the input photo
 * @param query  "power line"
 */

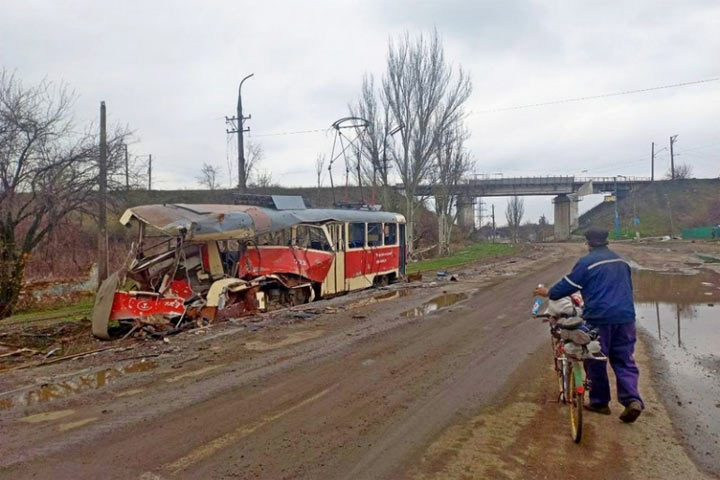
xmin=250 ymin=128 xmax=327 ymax=138
xmin=248 ymin=77 xmax=719 ymax=138
xmin=470 ymin=77 xmax=719 ymax=115
xmin=675 ymin=141 xmax=720 ymax=153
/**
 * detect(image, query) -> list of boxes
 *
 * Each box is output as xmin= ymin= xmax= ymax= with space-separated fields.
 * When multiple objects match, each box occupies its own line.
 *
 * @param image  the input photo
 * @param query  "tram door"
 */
xmin=323 ymin=223 xmax=345 ymax=294
xmin=399 ymin=224 xmax=406 ymax=275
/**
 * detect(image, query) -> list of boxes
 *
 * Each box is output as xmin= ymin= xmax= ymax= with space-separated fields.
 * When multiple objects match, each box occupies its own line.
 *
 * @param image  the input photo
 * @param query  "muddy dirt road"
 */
xmin=1 ymin=244 xmax=716 ymax=479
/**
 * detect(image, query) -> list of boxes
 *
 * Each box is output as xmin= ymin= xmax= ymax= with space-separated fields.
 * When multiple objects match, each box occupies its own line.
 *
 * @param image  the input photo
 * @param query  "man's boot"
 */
xmin=584 ymin=403 xmax=611 ymax=415
xmin=619 ymin=401 xmax=643 ymax=423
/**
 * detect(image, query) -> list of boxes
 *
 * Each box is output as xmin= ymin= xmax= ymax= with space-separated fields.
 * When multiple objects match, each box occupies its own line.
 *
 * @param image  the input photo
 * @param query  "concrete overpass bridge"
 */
xmin=409 ymin=176 xmax=652 ymax=240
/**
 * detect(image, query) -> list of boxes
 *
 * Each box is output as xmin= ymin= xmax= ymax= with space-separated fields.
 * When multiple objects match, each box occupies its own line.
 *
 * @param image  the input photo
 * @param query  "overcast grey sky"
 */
xmin=2 ymin=0 xmax=718 ymax=223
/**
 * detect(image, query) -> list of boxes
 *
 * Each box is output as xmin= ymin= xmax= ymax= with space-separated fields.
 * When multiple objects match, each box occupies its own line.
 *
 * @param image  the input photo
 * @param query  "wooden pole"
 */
xmin=651 ymin=142 xmax=654 ymax=181
xmin=669 ymin=135 xmax=677 ymax=180
xmin=98 ymin=101 xmax=108 ymax=284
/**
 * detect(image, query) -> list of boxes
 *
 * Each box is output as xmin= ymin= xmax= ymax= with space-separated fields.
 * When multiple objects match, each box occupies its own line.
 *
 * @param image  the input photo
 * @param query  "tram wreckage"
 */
xmin=92 ymin=196 xmax=406 ymax=339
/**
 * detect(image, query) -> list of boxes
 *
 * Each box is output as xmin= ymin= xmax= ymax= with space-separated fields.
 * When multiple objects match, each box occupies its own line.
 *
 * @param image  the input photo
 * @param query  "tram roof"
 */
xmin=119 ymin=203 xmax=405 ymax=241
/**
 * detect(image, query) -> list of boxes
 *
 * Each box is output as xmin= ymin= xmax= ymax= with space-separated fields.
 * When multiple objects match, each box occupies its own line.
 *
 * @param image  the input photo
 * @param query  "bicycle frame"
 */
xmin=540 ymin=313 xmax=605 ymax=443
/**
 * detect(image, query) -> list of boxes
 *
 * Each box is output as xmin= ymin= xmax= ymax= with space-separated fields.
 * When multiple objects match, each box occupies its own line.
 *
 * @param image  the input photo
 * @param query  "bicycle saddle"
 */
xmin=556 ymin=317 xmax=583 ymax=330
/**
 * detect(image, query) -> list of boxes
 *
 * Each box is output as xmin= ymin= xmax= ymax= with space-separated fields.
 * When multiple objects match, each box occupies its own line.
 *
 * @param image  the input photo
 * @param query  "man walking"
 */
xmin=534 ymin=227 xmax=643 ymax=423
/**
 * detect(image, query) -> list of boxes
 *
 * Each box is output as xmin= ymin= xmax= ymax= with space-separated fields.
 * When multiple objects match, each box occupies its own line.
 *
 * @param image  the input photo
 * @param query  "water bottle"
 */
xmin=531 ymin=284 xmax=544 ymax=315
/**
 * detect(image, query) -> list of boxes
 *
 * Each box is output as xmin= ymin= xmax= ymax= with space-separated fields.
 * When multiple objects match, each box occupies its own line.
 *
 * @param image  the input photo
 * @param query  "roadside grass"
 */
xmin=2 ymin=298 xmax=94 ymax=326
xmin=407 ymin=243 xmax=518 ymax=274
xmin=2 ymin=242 xmax=519 ymax=324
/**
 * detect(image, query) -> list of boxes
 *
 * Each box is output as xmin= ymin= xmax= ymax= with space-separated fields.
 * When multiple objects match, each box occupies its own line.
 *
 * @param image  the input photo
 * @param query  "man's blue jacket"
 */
xmin=549 ymin=246 xmax=635 ymax=324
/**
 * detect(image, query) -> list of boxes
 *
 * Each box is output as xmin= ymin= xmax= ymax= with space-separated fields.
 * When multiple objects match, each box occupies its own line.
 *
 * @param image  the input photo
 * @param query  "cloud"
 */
xmin=1 ymin=0 xmax=717 ymax=210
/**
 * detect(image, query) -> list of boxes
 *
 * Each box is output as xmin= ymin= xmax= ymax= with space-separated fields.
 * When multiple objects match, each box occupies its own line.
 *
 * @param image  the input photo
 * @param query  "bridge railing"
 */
xmin=465 ymin=175 xmax=652 ymax=185
xmin=574 ymin=176 xmax=652 ymax=184
xmin=466 ymin=175 xmax=576 ymax=185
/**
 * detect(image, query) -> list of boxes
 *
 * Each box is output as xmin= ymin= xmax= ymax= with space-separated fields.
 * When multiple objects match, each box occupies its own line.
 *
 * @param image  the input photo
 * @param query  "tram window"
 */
xmin=255 ymin=229 xmax=290 ymax=246
xmin=295 ymin=225 xmax=331 ymax=251
xmin=349 ymin=223 xmax=366 ymax=248
xmin=367 ymin=223 xmax=382 ymax=247
xmin=384 ymin=223 xmax=397 ymax=245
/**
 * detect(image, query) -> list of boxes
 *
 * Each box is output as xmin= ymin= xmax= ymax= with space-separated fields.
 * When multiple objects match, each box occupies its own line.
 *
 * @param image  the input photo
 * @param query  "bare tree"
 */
xmin=537 ymin=214 xmax=549 ymax=242
xmin=666 ymin=163 xmax=693 ymax=179
xmin=244 ymin=139 xmax=263 ymax=186
xmin=251 ymin=169 xmax=274 ymax=188
xmin=349 ymin=74 xmax=395 ymax=208
xmin=432 ymin=127 xmax=473 ymax=255
xmin=505 ymin=196 xmax=525 ymax=243
xmin=197 ymin=162 xmax=221 ymax=190
xmin=381 ymin=29 xmax=472 ymax=253
xmin=115 ymin=145 xmax=150 ymax=191
xmin=0 ymin=71 xmax=130 ymax=318
xmin=225 ymin=138 xmax=263 ymax=188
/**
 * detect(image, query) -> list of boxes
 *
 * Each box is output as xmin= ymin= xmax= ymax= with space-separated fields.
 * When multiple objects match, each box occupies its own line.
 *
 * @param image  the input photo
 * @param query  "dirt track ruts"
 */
xmin=0 ymin=244 xmax=713 ymax=479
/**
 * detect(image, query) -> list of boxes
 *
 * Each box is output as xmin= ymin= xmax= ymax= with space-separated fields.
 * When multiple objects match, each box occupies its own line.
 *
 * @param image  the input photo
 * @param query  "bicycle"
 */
xmin=535 ymin=310 xmax=607 ymax=443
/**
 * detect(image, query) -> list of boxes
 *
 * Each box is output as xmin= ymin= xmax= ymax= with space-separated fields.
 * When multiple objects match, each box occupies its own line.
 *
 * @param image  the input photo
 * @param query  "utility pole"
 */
xmin=148 ymin=154 xmax=152 ymax=190
xmin=476 ymin=197 xmax=483 ymax=231
xmin=98 ymin=101 xmax=108 ymax=284
xmin=226 ymin=73 xmax=254 ymax=191
xmin=614 ymin=176 xmax=620 ymax=239
xmin=666 ymin=193 xmax=675 ymax=238
xmin=670 ymin=135 xmax=678 ymax=180
xmin=651 ymin=142 xmax=655 ymax=181
xmin=491 ymin=204 xmax=496 ymax=243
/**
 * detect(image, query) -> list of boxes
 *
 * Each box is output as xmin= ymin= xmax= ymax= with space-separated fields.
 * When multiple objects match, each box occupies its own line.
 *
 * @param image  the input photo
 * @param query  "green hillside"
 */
xmin=578 ymin=179 xmax=720 ymax=237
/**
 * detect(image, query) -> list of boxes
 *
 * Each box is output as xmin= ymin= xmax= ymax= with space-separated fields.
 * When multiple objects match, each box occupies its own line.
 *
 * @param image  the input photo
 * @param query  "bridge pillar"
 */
xmin=569 ymin=193 xmax=580 ymax=231
xmin=553 ymin=194 xmax=571 ymax=241
xmin=553 ymin=194 xmax=581 ymax=241
xmin=456 ymin=194 xmax=475 ymax=231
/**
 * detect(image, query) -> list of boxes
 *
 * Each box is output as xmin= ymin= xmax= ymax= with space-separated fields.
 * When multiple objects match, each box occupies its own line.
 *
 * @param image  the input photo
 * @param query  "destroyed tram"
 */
xmin=92 ymin=195 xmax=407 ymax=339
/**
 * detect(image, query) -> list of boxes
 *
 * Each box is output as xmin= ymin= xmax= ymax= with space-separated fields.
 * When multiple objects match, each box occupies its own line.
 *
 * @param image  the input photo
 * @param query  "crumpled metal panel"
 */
xmin=271 ymin=195 xmax=307 ymax=210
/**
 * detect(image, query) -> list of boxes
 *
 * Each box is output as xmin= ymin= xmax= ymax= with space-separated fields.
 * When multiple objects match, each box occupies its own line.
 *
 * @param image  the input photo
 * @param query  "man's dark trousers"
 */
xmin=585 ymin=322 xmax=644 ymax=408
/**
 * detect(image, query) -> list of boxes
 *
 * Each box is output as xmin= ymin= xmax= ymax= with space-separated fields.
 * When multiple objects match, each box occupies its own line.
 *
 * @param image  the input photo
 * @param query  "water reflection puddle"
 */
xmin=0 ymin=360 xmax=157 ymax=411
xmin=633 ymin=268 xmax=720 ymax=376
xmin=347 ymin=289 xmax=412 ymax=309
xmin=636 ymin=303 xmax=718 ymax=358
xmin=633 ymin=268 xmax=720 ymax=368
xmin=633 ymin=268 xmax=720 ymax=455
xmin=401 ymin=293 xmax=468 ymax=318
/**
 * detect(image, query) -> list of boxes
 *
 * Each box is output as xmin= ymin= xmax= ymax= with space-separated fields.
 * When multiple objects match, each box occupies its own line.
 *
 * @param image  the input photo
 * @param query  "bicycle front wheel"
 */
xmin=568 ymin=362 xmax=584 ymax=443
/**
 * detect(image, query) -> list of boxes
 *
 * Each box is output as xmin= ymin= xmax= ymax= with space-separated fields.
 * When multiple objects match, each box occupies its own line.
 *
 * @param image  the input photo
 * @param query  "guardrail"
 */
xmin=465 ymin=176 xmax=652 ymax=185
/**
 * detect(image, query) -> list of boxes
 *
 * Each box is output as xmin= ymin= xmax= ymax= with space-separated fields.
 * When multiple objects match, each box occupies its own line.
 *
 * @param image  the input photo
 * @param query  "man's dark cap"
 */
xmin=584 ymin=227 xmax=609 ymax=247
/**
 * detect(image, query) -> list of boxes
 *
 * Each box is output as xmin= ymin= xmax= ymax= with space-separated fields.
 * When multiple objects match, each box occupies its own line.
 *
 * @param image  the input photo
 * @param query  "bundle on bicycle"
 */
xmin=535 ymin=294 xmax=607 ymax=443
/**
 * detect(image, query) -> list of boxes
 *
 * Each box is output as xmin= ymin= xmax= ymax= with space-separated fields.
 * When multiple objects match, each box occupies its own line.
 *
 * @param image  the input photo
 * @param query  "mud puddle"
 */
xmin=346 ymin=289 xmax=412 ymax=309
xmin=401 ymin=293 xmax=468 ymax=318
xmin=0 ymin=359 xmax=157 ymax=411
xmin=633 ymin=268 xmax=720 ymax=468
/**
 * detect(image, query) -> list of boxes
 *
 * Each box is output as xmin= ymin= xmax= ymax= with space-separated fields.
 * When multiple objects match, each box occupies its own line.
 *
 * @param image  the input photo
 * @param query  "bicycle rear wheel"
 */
xmin=568 ymin=363 xmax=583 ymax=443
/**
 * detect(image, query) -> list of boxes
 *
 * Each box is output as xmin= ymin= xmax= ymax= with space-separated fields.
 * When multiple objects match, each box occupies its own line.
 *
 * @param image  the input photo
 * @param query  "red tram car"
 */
xmin=92 ymin=196 xmax=407 ymax=339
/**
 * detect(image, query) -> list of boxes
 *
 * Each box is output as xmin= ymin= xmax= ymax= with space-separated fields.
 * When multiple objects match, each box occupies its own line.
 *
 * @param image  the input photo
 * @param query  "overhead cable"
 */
xmin=247 ymin=76 xmax=719 ymax=138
